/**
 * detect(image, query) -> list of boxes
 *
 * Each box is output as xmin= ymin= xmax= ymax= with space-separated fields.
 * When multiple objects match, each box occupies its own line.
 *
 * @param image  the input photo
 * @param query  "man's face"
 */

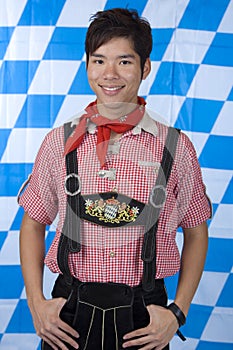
xmin=87 ymin=37 xmax=150 ymax=112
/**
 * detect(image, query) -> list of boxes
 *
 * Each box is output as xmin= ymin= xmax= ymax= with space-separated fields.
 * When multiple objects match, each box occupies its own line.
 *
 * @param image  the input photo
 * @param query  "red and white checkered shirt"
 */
xmin=19 ymin=111 xmax=211 ymax=286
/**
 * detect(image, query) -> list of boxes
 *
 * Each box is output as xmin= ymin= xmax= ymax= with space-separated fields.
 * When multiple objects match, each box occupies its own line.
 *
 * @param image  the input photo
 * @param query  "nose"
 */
xmin=103 ymin=63 xmax=119 ymax=80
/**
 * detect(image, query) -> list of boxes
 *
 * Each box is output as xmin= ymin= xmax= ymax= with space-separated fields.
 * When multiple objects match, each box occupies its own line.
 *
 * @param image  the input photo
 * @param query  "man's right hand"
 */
xmin=30 ymin=297 xmax=79 ymax=350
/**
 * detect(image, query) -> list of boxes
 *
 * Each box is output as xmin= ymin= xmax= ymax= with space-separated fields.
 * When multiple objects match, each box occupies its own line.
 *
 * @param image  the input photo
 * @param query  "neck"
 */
xmin=96 ymin=100 xmax=139 ymax=120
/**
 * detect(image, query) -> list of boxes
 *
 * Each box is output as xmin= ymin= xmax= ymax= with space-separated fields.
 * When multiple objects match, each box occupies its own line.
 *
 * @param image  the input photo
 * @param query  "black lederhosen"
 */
xmin=42 ymin=274 xmax=169 ymax=350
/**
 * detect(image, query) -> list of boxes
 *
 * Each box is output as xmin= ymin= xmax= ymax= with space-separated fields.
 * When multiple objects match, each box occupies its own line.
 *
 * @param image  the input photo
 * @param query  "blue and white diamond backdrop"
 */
xmin=0 ymin=0 xmax=232 ymax=349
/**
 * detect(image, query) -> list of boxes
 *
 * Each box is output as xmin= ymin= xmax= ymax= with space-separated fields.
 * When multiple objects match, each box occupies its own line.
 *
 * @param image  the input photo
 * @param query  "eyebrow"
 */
xmin=90 ymin=53 xmax=136 ymax=60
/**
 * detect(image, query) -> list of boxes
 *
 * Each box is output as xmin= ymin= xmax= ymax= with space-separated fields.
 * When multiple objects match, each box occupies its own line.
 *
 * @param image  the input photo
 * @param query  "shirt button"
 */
xmin=109 ymin=251 xmax=115 ymax=258
xmin=111 ymin=187 xmax=118 ymax=193
xmin=97 ymin=170 xmax=106 ymax=178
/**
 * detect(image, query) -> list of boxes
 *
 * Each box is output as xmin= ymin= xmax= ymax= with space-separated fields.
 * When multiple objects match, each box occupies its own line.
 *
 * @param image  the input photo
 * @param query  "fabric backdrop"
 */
xmin=0 ymin=0 xmax=232 ymax=349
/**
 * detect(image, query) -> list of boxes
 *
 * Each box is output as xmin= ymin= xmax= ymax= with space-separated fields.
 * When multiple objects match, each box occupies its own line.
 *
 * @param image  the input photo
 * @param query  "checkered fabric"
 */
xmin=19 ymin=118 xmax=211 ymax=284
xmin=0 ymin=1 xmax=232 ymax=350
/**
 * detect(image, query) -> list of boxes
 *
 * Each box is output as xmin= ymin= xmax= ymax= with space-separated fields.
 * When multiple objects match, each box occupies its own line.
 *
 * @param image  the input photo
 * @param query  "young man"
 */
xmin=19 ymin=8 xmax=211 ymax=350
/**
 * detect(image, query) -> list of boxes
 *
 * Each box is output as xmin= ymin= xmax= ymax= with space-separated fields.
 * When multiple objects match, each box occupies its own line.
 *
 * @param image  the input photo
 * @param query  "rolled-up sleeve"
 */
xmin=176 ymin=132 xmax=211 ymax=229
xmin=19 ymin=131 xmax=59 ymax=225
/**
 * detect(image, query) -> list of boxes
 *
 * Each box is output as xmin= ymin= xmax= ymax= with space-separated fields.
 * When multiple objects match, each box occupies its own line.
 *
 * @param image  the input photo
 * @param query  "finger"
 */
xmin=41 ymin=336 xmax=59 ymax=350
xmin=138 ymin=344 xmax=158 ymax=350
xmin=57 ymin=318 xmax=79 ymax=338
xmin=138 ymin=345 xmax=155 ymax=350
xmin=52 ymin=327 xmax=79 ymax=349
xmin=55 ymin=298 xmax=79 ymax=339
xmin=124 ymin=339 xmax=160 ymax=350
xmin=40 ymin=321 xmax=79 ymax=349
xmin=42 ymin=333 xmax=69 ymax=350
xmin=137 ymin=338 xmax=168 ymax=350
xmin=123 ymin=326 xmax=148 ymax=340
xmin=123 ymin=335 xmax=152 ymax=348
xmin=139 ymin=343 xmax=167 ymax=350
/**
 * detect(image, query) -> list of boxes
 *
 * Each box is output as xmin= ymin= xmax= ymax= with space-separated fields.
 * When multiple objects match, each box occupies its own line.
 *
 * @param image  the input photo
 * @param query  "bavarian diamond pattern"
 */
xmin=0 ymin=1 xmax=232 ymax=349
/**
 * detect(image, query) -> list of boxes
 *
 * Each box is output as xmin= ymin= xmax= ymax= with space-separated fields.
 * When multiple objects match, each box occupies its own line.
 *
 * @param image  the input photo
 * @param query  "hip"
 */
xmin=41 ymin=274 xmax=169 ymax=350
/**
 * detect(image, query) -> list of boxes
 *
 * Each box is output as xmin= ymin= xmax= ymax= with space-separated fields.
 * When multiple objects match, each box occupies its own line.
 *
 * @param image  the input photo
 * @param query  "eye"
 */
xmin=94 ymin=59 xmax=104 ymax=64
xmin=120 ymin=60 xmax=132 ymax=65
xmin=90 ymin=58 xmax=104 ymax=65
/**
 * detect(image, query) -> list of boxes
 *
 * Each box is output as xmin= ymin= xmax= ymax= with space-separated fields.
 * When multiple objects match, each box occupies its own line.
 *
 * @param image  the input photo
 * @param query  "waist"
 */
xmin=52 ymin=274 xmax=166 ymax=305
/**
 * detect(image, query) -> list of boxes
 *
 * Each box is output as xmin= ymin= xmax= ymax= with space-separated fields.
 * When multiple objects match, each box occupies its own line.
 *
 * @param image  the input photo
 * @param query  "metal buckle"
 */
xmin=150 ymin=185 xmax=166 ymax=208
xmin=64 ymin=173 xmax=81 ymax=196
xmin=97 ymin=168 xmax=116 ymax=180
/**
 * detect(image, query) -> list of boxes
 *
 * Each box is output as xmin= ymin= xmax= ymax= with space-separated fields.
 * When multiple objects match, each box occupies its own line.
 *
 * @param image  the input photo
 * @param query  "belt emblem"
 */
xmin=85 ymin=197 xmax=140 ymax=224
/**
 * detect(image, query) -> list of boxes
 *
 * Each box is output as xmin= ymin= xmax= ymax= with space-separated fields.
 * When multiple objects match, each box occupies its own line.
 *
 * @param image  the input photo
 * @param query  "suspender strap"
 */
xmin=58 ymin=122 xmax=180 ymax=288
xmin=63 ymin=147 xmax=81 ymax=252
xmin=141 ymin=127 xmax=180 ymax=292
xmin=57 ymin=122 xmax=81 ymax=284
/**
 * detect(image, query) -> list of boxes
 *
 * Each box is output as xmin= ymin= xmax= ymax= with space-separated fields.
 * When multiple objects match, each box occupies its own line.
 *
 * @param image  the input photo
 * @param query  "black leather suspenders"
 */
xmin=58 ymin=122 xmax=180 ymax=290
xmin=141 ymin=127 xmax=180 ymax=292
xmin=57 ymin=123 xmax=81 ymax=285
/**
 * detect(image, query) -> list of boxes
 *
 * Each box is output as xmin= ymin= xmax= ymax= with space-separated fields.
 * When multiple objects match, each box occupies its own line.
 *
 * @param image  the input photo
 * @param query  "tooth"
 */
xmin=104 ymin=87 xmax=120 ymax=91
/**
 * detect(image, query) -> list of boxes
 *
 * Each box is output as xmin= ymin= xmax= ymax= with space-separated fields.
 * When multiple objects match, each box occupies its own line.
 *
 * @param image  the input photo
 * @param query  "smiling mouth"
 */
xmin=99 ymin=85 xmax=125 ymax=91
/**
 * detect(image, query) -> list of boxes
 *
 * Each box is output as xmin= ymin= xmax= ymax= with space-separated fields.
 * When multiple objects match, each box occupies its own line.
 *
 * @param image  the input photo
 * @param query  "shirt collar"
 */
xmin=131 ymin=111 xmax=158 ymax=136
xmin=70 ymin=109 xmax=158 ymax=137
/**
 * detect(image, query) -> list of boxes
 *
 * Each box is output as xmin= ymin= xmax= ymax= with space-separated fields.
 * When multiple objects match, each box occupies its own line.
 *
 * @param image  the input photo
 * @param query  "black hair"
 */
xmin=85 ymin=8 xmax=152 ymax=74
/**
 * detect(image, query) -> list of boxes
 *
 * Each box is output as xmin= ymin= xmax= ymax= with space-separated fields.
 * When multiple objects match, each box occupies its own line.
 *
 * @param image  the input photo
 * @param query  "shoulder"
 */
xmin=144 ymin=110 xmax=194 ymax=146
xmin=44 ymin=125 xmax=64 ymax=146
xmin=146 ymin=114 xmax=198 ymax=162
xmin=38 ymin=125 xmax=65 ymax=160
xmin=176 ymin=131 xmax=198 ymax=157
xmin=150 ymin=115 xmax=196 ymax=154
xmin=47 ymin=109 xmax=84 ymax=144
xmin=143 ymin=113 xmax=179 ymax=144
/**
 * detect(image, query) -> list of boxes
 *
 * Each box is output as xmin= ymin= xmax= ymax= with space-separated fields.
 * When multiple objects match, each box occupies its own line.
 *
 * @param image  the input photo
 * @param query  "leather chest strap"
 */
xmin=57 ymin=123 xmax=81 ymax=284
xmin=141 ymin=127 xmax=180 ymax=292
xmin=58 ymin=122 xmax=180 ymax=288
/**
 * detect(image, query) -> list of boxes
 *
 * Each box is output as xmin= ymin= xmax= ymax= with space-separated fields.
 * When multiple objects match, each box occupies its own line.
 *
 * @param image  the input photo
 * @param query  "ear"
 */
xmin=142 ymin=58 xmax=151 ymax=80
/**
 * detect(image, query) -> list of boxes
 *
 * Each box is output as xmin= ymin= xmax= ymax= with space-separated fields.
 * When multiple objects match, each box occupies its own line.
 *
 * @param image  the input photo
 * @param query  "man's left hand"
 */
xmin=123 ymin=304 xmax=178 ymax=350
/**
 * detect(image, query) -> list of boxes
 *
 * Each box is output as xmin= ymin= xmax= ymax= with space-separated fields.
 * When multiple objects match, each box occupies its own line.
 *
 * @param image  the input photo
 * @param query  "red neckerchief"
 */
xmin=64 ymin=96 xmax=146 ymax=168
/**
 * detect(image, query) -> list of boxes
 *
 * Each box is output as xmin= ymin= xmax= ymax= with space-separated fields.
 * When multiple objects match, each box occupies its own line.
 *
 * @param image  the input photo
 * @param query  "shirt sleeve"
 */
xmin=19 ymin=130 xmax=59 ymax=225
xmin=175 ymin=132 xmax=212 ymax=228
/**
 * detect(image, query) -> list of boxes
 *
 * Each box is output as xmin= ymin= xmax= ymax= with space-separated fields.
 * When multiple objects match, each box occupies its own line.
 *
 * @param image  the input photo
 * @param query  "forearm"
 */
xmin=174 ymin=222 xmax=208 ymax=316
xmin=20 ymin=212 xmax=46 ymax=308
xmin=19 ymin=212 xmax=80 ymax=348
